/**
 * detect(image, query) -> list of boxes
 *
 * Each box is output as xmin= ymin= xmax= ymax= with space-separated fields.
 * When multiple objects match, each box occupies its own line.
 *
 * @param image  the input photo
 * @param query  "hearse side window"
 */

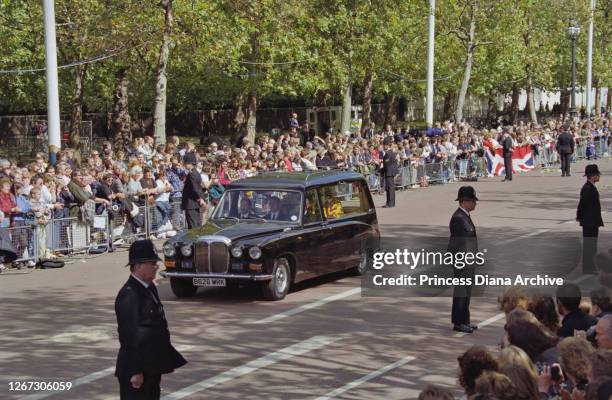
xmin=303 ymin=189 xmax=322 ymax=224
xmin=318 ymin=181 xmax=370 ymax=220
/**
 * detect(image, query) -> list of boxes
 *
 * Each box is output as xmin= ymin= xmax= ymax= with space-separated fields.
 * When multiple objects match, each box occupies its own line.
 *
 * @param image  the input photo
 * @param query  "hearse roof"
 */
xmin=228 ymin=170 xmax=365 ymax=190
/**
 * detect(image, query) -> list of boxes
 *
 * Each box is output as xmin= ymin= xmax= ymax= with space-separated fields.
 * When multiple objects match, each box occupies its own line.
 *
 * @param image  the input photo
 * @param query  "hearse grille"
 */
xmin=193 ymin=237 xmax=231 ymax=274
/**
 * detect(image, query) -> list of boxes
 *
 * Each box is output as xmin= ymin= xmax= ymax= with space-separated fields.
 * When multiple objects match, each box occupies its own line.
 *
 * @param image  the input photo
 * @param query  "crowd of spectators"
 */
xmin=0 ymin=113 xmax=609 ymax=271
xmin=418 ymin=271 xmax=612 ymax=400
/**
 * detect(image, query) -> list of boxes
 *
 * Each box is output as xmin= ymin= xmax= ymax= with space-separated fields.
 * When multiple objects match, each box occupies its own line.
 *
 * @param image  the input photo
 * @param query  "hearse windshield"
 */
xmin=211 ymin=190 xmax=303 ymax=223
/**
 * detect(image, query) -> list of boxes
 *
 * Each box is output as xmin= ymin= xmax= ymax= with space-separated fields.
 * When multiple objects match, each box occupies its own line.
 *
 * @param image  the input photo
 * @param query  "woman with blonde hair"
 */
xmin=498 ymin=346 xmax=540 ymax=400
xmin=497 ymin=286 xmax=530 ymax=314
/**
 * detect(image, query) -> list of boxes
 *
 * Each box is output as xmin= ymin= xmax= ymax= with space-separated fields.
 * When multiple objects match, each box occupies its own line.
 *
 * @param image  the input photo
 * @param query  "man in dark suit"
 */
xmin=556 ymin=283 xmax=597 ymax=337
xmin=264 ymin=196 xmax=287 ymax=221
xmin=577 ymin=164 xmax=603 ymax=274
xmin=381 ymin=137 xmax=398 ymax=208
xmin=501 ymin=130 xmax=513 ymax=182
xmin=556 ymin=126 xmax=575 ymax=177
xmin=449 ymin=186 xmax=479 ymax=334
xmin=181 ymin=152 xmax=207 ymax=229
xmin=115 ymin=240 xmax=187 ymax=399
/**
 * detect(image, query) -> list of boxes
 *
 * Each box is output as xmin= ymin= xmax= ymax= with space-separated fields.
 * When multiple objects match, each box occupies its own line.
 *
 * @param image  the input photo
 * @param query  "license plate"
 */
xmin=193 ymin=277 xmax=226 ymax=287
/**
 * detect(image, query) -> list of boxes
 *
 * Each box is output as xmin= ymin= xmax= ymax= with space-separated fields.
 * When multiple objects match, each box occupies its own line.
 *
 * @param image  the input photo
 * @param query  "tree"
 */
xmin=152 ymin=0 xmax=173 ymax=144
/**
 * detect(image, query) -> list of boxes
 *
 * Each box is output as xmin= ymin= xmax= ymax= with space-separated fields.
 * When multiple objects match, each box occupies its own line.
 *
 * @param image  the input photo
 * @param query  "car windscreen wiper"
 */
xmin=241 ymin=216 xmax=268 ymax=222
xmin=216 ymin=216 xmax=239 ymax=222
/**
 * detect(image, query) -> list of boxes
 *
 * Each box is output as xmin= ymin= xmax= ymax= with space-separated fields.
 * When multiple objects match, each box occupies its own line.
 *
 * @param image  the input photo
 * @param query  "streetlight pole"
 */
xmin=567 ymin=26 xmax=580 ymax=119
xmin=43 ymin=0 xmax=61 ymax=157
xmin=425 ymin=0 xmax=435 ymax=128
xmin=586 ymin=0 xmax=596 ymax=116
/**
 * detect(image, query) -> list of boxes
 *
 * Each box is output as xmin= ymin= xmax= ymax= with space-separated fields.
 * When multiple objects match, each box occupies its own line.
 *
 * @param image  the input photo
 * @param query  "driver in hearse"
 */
xmin=237 ymin=198 xmax=256 ymax=219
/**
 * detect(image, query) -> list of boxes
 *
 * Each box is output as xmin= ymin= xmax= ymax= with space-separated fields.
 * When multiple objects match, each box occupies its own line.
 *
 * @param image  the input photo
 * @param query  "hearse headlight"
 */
xmin=231 ymin=246 xmax=243 ymax=258
xmin=163 ymin=243 xmax=176 ymax=257
xmin=248 ymin=246 xmax=262 ymax=260
xmin=180 ymin=245 xmax=192 ymax=257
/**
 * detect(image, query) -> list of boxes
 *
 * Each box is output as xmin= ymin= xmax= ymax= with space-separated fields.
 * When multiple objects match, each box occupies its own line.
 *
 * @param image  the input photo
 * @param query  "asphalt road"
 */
xmin=1 ymin=159 xmax=611 ymax=400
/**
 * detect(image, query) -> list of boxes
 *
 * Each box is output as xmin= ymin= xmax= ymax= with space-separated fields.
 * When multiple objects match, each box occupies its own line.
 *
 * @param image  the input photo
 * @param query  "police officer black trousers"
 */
xmin=385 ymin=177 xmax=396 ymax=207
xmin=119 ymin=374 xmax=161 ymax=400
xmin=582 ymin=226 xmax=598 ymax=274
xmin=560 ymin=153 xmax=572 ymax=176
xmin=503 ymin=154 xmax=513 ymax=181
xmin=185 ymin=208 xmax=202 ymax=229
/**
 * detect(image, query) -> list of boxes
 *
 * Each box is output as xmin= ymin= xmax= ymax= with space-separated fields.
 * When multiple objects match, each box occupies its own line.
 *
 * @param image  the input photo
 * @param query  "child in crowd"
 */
xmin=585 ymin=137 xmax=597 ymax=160
xmin=12 ymin=183 xmax=35 ymax=266
xmin=28 ymin=187 xmax=52 ymax=259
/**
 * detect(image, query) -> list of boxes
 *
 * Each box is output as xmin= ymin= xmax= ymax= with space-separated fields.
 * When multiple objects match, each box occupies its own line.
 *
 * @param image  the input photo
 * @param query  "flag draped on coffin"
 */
xmin=485 ymin=145 xmax=535 ymax=176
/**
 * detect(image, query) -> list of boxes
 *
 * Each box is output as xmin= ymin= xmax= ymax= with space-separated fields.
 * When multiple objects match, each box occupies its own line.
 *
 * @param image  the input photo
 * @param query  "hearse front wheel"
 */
xmin=262 ymin=258 xmax=291 ymax=301
xmin=170 ymin=277 xmax=198 ymax=298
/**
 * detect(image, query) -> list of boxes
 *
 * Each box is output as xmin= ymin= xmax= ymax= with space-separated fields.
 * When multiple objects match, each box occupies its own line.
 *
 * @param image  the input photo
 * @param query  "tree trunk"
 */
xmin=560 ymin=86 xmax=570 ymax=118
xmin=112 ymin=68 xmax=132 ymax=151
xmin=361 ymin=71 xmax=373 ymax=130
xmin=443 ymin=90 xmax=457 ymax=121
xmin=69 ymin=63 xmax=87 ymax=161
xmin=383 ymin=94 xmax=398 ymax=126
xmin=510 ymin=85 xmax=520 ymax=124
xmin=455 ymin=2 xmax=476 ymax=123
xmin=594 ymin=78 xmax=600 ymax=115
xmin=607 ymin=88 xmax=611 ymax=113
xmin=486 ymin=89 xmax=498 ymax=123
xmin=232 ymin=92 xmax=246 ymax=134
xmin=246 ymin=90 xmax=257 ymax=145
xmin=153 ymin=0 xmax=174 ymax=145
xmin=340 ymin=81 xmax=352 ymax=134
xmin=526 ymin=77 xmax=538 ymax=125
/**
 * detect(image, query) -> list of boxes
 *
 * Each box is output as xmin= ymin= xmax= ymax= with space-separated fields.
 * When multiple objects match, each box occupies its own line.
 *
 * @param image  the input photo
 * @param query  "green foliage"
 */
xmin=0 ymin=0 xmax=609 ymax=115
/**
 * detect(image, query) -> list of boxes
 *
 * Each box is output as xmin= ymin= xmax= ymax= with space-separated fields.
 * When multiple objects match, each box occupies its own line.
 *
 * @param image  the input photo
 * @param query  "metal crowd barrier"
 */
xmin=8 ymin=224 xmax=38 ymax=265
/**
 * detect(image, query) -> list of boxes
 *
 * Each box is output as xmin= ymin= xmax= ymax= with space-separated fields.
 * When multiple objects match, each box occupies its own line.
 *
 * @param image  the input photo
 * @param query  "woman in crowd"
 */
xmin=458 ymin=346 xmax=499 ymax=398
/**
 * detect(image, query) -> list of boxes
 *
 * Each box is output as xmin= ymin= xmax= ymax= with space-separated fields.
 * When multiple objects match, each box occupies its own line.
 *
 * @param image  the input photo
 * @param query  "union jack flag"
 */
xmin=485 ymin=144 xmax=535 ymax=176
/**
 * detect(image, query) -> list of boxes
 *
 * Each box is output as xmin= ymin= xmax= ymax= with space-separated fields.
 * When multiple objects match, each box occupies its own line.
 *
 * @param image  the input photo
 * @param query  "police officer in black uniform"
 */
xmin=450 ymin=186 xmax=479 ymax=333
xmin=381 ymin=137 xmax=398 ymax=208
xmin=115 ymin=240 xmax=187 ymax=399
xmin=556 ymin=125 xmax=575 ymax=177
xmin=577 ymin=164 xmax=603 ymax=274
xmin=181 ymin=152 xmax=207 ymax=229
xmin=501 ymin=130 xmax=513 ymax=182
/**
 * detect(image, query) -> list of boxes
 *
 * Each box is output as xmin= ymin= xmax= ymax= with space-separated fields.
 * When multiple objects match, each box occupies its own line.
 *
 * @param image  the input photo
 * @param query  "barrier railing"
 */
xmin=8 ymin=224 xmax=38 ymax=265
xmin=2 ymin=145 xmax=610 ymax=270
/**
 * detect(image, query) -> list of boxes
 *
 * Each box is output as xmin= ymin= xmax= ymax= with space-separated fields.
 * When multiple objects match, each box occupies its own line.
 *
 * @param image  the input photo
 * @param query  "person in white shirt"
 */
xmin=154 ymin=169 xmax=173 ymax=236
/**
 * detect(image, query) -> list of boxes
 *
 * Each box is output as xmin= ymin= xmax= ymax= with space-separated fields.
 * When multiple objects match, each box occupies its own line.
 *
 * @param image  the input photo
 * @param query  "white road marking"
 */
xmin=497 ymin=229 xmax=550 ymax=245
xmin=19 ymin=345 xmax=194 ymax=400
xmin=251 ymin=287 xmax=361 ymax=324
xmin=453 ymin=312 xmax=505 ymax=338
xmin=47 ymin=325 xmax=114 ymax=344
xmin=313 ymin=356 xmax=416 ymax=400
xmin=162 ymin=335 xmax=339 ymax=400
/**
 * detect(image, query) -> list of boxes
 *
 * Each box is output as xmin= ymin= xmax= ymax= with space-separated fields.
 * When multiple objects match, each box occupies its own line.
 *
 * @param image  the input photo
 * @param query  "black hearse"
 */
xmin=160 ymin=170 xmax=379 ymax=300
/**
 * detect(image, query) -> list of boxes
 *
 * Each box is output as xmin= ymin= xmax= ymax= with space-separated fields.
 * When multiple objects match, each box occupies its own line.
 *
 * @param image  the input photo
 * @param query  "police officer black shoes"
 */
xmin=453 ymin=324 xmax=474 ymax=333
xmin=468 ymin=324 xmax=478 ymax=330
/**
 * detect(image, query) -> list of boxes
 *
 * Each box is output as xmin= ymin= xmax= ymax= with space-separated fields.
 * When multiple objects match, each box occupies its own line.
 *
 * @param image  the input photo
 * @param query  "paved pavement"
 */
xmin=1 ymin=159 xmax=610 ymax=400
